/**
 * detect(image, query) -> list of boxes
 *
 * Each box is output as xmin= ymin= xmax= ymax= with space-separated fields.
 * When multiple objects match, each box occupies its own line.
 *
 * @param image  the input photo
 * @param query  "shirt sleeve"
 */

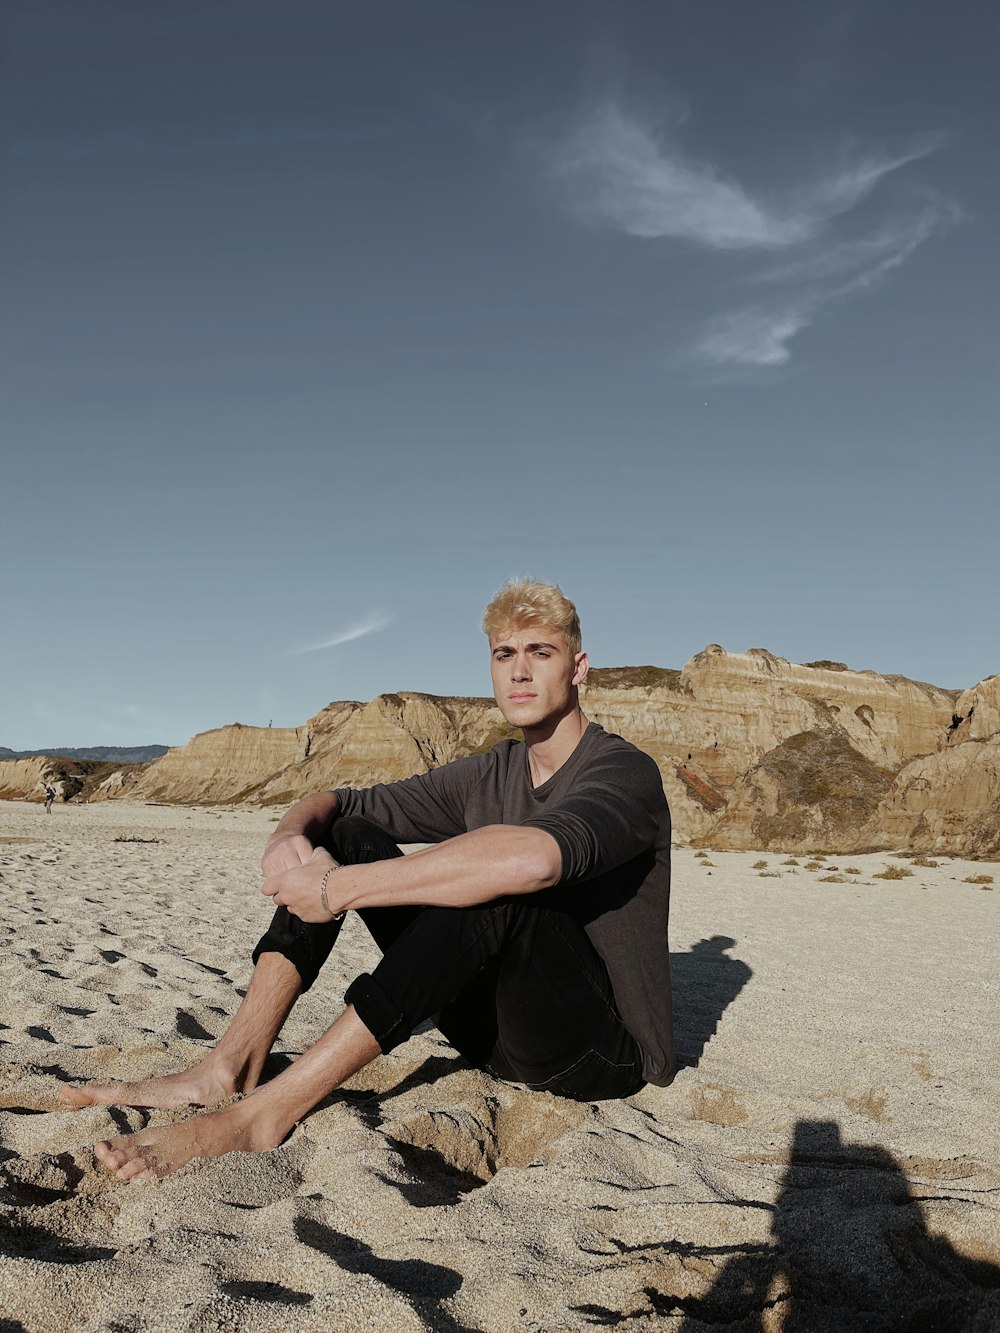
xmin=521 ymin=748 xmax=666 ymax=883
xmin=333 ymin=751 xmax=492 ymax=844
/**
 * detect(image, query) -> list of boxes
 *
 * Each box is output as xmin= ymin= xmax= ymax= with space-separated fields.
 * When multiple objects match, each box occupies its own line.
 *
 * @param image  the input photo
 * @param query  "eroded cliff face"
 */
xmin=947 ymin=674 xmax=1000 ymax=746
xmin=579 ymin=651 xmax=958 ymax=849
xmin=0 ymin=757 xmax=70 ymax=801
xmin=29 ymin=645 xmax=996 ymax=856
xmin=0 ymin=756 xmax=118 ymax=803
xmin=253 ymin=694 xmax=510 ymax=803
xmin=677 ymin=647 xmax=955 ymax=776
xmin=112 ymin=724 xmax=310 ymax=805
xmin=876 ymin=738 xmax=1000 ymax=857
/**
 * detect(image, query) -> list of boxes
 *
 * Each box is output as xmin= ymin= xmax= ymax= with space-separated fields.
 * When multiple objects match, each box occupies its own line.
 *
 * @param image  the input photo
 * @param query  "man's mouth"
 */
xmin=508 ymin=693 xmax=536 ymax=702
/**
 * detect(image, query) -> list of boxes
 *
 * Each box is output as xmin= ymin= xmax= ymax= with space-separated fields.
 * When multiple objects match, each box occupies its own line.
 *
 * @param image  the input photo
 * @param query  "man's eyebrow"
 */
xmin=492 ymin=641 xmax=560 ymax=653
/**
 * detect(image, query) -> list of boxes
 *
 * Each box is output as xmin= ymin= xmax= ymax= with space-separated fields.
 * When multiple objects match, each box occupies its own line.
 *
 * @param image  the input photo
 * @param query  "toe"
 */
xmin=94 ymin=1139 xmax=126 ymax=1169
xmin=116 ymin=1156 xmax=154 ymax=1183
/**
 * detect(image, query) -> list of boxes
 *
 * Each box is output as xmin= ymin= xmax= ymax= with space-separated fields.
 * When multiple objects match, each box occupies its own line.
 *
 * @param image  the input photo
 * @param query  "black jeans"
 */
xmin=253 ymin=817 xmax=644 ymax=1101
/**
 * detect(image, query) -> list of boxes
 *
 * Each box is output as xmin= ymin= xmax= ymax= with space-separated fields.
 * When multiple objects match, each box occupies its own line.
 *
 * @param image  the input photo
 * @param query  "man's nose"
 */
xmin=511 ymin=651 xmax=532 ymax=680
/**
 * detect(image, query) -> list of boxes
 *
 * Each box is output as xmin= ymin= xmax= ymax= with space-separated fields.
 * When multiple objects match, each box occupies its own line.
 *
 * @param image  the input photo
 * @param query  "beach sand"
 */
xmin=1 ymin=799 xmax=997 ymax=1330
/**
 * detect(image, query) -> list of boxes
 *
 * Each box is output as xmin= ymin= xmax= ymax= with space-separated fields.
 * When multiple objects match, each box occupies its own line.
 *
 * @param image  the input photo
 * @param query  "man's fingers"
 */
xmin=260 ymin=833 xmax=315 ymax=876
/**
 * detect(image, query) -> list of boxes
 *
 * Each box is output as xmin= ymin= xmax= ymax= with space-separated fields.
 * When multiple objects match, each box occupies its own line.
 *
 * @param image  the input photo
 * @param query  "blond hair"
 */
xmin=482 ymin=579 xmax=582 ymax=656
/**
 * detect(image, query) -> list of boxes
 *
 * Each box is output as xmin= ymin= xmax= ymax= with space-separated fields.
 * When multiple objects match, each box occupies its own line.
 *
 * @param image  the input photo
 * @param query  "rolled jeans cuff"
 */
xmin=251 ymin=908 xmax=344 ymax=993
xmin=345 ymin=971 xmax=411 ymax=1053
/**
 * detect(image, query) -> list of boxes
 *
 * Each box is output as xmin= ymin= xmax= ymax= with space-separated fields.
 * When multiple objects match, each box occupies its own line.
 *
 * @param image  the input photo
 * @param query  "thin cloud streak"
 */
xmin=752 ymin=201 xmax=958 ymax=287
xmin=552 ymin=103 xmax=937 ymax=252
xmin=289 ymin=612 xmax=393 ymax=656
xmin=697 ymin=201 xmax=958 ymax=367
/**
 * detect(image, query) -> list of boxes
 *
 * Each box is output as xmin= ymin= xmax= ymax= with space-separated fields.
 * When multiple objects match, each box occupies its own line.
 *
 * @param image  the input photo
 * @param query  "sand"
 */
xmin=0 ymin=799 xmax=997 ymax=1331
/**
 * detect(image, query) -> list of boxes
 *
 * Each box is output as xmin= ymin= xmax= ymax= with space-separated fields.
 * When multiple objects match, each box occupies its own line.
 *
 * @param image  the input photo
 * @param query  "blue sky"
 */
xmin=2 ymin=0 xmax=997 ymax=748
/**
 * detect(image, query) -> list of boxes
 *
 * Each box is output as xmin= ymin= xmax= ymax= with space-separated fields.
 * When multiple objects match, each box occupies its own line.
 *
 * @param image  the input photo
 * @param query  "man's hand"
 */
xmin=261 ymin=846 xmax=341 ymax=923
xmin=261 ymin=832 xmax=315 ymax=878
xmin=260 ymin=792 xmax=341 ymax=879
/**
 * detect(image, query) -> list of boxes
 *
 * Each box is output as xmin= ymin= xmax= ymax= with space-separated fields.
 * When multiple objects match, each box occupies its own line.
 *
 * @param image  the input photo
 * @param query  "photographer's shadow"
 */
xmin=679 ymin=1119 xmax=1000 ymax=1329
xmin=670 ymin=935 xmax=752 ymax=1069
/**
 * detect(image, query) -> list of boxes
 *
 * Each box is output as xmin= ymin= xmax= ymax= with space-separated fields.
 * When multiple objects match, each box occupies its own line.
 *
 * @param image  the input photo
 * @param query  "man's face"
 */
xmin=489 ymin=623 xmax=587 ymax=731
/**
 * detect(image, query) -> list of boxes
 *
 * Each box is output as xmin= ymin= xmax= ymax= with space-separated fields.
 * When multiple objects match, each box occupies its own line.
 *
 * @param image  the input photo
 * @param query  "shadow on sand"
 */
xmin=572 ymin=1120 xmax=998 ymax=1328
xmin=670 ymin=935 xmax=752 ymax=1069
xmin=672 ymin=1119 xmax=1000 ymax=1330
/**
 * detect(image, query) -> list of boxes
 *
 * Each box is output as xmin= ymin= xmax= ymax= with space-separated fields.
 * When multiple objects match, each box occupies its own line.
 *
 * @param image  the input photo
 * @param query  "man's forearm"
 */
xmin=268 ymin=791 xmax=340 ymax=848
xmin=328 ymin=824 xmax=562 ymax=913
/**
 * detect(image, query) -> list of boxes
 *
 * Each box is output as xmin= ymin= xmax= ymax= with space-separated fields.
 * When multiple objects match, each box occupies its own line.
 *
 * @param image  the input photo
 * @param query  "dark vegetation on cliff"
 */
xmin=743 ymin=729 xmax=894 ymax=851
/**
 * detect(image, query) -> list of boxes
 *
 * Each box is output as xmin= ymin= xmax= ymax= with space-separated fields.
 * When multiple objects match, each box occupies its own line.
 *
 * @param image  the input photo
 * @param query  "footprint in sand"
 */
xmin=382 ymin=1085 xmax=587 ymax=1206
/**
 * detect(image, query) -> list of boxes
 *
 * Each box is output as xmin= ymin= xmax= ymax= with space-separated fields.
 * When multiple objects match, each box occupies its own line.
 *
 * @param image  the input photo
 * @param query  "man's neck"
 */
xmin=523 ymin=705 xmax=590 ymax=787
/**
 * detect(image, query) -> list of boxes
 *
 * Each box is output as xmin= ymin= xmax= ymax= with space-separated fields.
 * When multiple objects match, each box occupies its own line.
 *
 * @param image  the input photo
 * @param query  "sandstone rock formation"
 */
xmin=0 ymin=756 xmax=118 ymax=804
xmin=104 ymin=723 xmax=311 ymax=805
xmin=876 ymin=738 xmax=1000 ymax=857
xmin=580 ymin=651 xmax=957 ymax=847
xmin=254 ymin=694 xmax=512 ymax=804
xmin=946 ymin=673 xmax=1000 ymax=746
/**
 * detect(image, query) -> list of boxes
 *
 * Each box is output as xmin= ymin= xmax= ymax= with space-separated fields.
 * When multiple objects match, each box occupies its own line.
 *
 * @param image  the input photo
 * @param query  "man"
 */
xmin=63 ymin=580 xmax=675 ymax=1181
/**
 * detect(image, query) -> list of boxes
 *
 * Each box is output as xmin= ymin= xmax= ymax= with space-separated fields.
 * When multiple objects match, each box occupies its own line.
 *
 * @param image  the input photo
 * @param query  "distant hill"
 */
xmin=0 ymin=745 xmax=169 ymax=763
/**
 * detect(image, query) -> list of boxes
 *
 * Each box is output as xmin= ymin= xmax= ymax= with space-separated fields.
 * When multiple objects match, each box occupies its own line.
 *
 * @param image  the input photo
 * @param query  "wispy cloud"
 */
xmin=752 ymin=202 xmax=957 ymax=288
xmin=696 ymin=200 xmax=959 ymax=367
xmin=696 ymin=306 xmax=813 ymax=368
xmin=553 ymin=103 xmax=937 ymax=252
xmin=551 ymin=103 xmax=954 ymax=368
xmin=289 ymin=611 xmax=393 ymax=656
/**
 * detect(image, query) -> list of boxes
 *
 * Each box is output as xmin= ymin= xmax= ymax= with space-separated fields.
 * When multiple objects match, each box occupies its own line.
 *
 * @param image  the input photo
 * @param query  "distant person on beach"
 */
xmin=42 ymin=784 xmax=56 ymax=814
xmin=62 ymin=580 xmax=674 ymax=1182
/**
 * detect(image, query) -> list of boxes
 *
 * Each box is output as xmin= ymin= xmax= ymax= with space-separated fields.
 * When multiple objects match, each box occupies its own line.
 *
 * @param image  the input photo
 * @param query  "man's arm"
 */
xmin=261 ymin=791 xmax=341 ymax=876
xmin=261 ymin=824 xmax=562 ymax=923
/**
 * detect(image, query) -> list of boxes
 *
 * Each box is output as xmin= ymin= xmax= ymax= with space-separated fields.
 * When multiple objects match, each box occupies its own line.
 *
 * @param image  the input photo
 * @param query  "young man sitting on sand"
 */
xmin=63 ymin=580 xmax=675 ymax=1181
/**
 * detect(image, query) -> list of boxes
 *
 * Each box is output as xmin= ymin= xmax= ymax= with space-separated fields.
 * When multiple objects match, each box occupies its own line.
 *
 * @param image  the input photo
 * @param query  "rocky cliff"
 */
xmin=854 ymin=673 xmax=1000 ymax=856
xmin=253 ymin=695 xmax=513 ymax=803
xmin=9 ymin=646 xmax=996 ymax=858
xmin=0 ymin=756 xmax=122 ymax=804
xmin=94 ymin=723 xmax=312 ymax=805
xmin=875 ymin=738 xmax=1000 ymax=857
xmin=578 ymin=651 xmax=959 ymax=846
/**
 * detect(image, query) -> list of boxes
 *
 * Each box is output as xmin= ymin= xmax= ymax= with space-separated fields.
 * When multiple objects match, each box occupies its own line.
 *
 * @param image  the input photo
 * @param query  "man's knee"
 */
xmin=329 ymin=816 xmax=403 ymax=864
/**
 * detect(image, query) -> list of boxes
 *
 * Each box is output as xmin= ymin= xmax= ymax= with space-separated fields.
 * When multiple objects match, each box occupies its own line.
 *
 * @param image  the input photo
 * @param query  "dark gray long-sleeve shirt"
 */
xmin=334 ymin=722 xmax=675 ymax=1086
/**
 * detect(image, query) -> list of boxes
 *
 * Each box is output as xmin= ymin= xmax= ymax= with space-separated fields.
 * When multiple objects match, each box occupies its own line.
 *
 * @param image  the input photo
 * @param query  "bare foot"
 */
xmin=59 ymin=1056 xmax=242 ymax=1111
xmin=93 ymin=1093 xmax=287 ymax=1182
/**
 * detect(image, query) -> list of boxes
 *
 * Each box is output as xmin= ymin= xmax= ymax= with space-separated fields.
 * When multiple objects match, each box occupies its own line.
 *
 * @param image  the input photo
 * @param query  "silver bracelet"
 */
xmin=319 ymin=864 xmax=345 ymax=921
